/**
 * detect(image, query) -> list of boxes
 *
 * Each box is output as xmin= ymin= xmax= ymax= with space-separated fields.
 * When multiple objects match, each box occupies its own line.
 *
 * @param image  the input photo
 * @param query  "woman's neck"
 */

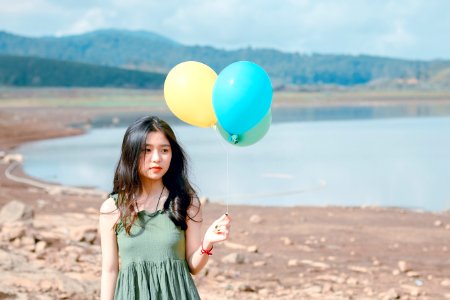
xmin=139 ymin=179 xmax=164 ymax=199
xmin=134 ymin=180 xmax=166 ymax=212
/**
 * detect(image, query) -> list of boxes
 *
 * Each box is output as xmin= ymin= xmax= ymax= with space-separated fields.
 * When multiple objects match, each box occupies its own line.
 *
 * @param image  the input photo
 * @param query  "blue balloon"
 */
xmin=212 ymin=61 xmax=272 ymax=134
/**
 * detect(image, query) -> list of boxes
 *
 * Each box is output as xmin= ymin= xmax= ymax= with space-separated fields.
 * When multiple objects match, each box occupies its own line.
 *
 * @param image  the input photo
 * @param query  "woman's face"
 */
xmin=138 ymin=130 xmax=172 ymax=182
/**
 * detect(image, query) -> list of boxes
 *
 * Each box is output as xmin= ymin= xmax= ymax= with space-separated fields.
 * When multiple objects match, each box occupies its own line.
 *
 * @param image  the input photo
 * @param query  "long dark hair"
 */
xmin=112 ymin=116 xmax=198 ymax=235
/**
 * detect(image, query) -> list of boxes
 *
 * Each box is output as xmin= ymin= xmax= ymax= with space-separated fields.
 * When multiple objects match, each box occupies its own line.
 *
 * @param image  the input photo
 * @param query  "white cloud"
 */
xmin=0 ymin=3 xmax=32 ymax=13
xmin=374 ymin=21 xmax=416 ymax=58
xmin=56 ymin=8 xmax=115 ymax=36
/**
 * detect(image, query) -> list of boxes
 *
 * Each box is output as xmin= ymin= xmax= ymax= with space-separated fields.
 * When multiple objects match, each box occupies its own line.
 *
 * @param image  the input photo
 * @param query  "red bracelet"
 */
xmin=200 ymin=240 xmax=213 ymax=256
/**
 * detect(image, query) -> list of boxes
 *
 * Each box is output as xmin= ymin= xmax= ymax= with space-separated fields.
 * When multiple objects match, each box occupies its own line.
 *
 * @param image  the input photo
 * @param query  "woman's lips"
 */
xmin=150 ymin=167 xmax=162 ymax=172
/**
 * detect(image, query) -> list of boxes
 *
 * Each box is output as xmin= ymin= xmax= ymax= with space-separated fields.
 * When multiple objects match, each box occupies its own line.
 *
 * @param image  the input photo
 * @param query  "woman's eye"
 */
xmin=161 ymin=148 xmax=169 ymax=153
xmin=145 ymin=148 xmax=151 ymax=153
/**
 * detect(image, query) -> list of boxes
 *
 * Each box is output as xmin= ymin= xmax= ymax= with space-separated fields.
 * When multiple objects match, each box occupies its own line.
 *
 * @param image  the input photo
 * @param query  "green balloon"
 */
xmin=218 ymin=110 xmax=272 ymax=147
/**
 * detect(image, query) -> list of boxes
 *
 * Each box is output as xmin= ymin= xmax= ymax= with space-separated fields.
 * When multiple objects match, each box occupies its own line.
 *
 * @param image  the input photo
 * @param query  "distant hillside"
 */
xmin=428 ymin=67 xmax=450 ymax=86
xmin=1 ymin=29 xmax=450 ymax=87
xmin=0 ymin=54 xmax=165 ymax=88
xmin=0 ymin=29 xmax=182 ymax=74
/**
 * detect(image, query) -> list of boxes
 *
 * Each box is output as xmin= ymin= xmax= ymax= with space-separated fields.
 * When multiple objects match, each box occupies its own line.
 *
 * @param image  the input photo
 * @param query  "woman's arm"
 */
xmin=99 ymin=197 xmax=120 ymax=300
xmin=185 ymin=201 xmax=231 ymax=275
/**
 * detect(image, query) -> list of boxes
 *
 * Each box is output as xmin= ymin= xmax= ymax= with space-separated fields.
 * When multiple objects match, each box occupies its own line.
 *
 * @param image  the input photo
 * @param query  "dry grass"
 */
xmin=1 ymin=87 xmax=450 ymax=109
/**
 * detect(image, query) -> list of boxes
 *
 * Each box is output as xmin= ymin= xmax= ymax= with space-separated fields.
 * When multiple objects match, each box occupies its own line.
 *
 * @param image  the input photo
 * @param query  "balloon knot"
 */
xmin=229 ymin=134 xmax=239 ymax=144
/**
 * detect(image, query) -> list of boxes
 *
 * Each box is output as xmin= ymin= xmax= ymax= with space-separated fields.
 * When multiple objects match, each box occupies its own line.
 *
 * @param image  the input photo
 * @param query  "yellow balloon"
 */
xmin=164 ymin=61 xmax=217 ymax=127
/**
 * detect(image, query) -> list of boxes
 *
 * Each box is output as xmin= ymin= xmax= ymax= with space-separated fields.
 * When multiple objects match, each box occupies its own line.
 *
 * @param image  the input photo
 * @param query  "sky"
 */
xmin=0 ymin=0 xmax=449 ymax=60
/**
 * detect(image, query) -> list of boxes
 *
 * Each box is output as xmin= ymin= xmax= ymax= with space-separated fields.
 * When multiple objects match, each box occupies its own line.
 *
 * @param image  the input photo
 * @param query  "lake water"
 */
xmin=18 ymin=110 xmax=450 ymax=212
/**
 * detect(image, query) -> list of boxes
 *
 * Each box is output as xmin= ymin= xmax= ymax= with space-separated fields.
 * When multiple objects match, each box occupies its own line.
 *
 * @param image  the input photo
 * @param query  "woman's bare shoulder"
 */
xmin=99 ymin=196 xmax=119 ymax=215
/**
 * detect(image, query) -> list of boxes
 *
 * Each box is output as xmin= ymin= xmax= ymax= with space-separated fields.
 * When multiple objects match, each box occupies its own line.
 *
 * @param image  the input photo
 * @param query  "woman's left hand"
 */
xmin=203 ymin=214 xmax=231 ymax=245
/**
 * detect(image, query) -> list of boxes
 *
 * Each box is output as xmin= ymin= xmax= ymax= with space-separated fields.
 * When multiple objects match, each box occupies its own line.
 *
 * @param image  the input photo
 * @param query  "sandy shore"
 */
xmin=1 ymin=94 xmax=450 ymax=299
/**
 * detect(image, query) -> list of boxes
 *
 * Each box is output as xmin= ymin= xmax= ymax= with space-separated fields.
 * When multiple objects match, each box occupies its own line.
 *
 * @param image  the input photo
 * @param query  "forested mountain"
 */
xmin=1 ymin=29 xmax=449 ymax=87
xmin=0 ymin=54 xmax=165 ymax=88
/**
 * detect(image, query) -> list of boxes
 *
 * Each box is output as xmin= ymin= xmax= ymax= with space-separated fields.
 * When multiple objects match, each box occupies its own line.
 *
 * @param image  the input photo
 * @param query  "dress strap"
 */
xmin=110 ymin=193 xmax=119 ymax=208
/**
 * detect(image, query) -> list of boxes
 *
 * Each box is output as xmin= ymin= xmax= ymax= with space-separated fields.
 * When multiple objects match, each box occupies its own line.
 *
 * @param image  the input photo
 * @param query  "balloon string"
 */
xmin=212 ymin=125 xmax=230 ymax=215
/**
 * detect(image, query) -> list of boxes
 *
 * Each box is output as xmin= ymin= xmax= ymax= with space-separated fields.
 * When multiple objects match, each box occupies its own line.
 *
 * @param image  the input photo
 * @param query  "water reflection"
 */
xmin=79 ymin=103 xmax=450 ymax=129
xmin=272 ymin=104 xmax=450 ymax=123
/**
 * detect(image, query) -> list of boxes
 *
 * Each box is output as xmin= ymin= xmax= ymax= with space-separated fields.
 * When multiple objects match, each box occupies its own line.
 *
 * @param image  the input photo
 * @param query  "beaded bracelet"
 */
xmin=200 ymin=240 xmax=213 ymax=256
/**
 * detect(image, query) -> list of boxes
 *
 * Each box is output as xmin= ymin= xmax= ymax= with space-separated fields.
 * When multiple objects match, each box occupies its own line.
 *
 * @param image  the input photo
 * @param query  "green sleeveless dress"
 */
xmin=112 ymin=196 xmax=201 ymax=299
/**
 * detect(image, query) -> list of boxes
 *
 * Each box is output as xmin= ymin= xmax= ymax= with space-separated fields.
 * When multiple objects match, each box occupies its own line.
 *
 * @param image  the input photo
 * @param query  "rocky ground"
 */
xmin=1 ymin=104 xmax=450 ymax=299
xmin=1 ymin=195 xmax=450 ymax=300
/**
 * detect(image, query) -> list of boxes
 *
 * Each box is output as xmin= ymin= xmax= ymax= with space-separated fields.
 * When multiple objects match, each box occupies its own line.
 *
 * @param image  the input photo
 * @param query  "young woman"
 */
xmin=99 ymin=116 xmax=231 ymax=299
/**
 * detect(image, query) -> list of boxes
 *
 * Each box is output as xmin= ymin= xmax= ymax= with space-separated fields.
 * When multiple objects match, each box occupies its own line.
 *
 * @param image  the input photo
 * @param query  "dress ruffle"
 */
xmin=114 ymin=259 xmax=200 ymax=300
